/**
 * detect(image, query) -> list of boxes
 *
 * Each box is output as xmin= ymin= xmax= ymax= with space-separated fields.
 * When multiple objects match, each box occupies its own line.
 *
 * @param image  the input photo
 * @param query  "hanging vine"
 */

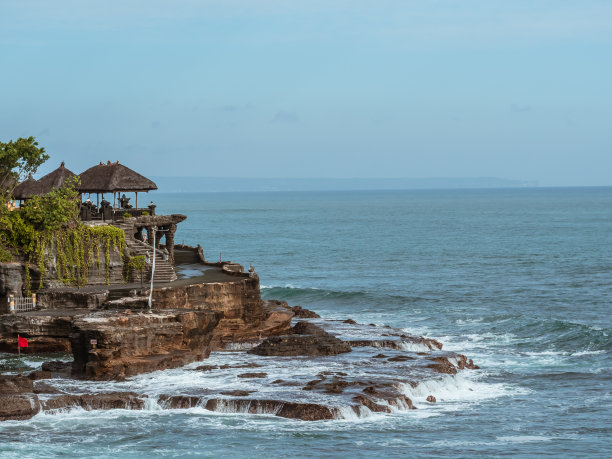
xmin=23 ymin=224 xmax=126 ymax=292
xmin=4 ymin=177 xmax=130 ymax=292
xmin=124 ymin=254 xmax=146 ymax=282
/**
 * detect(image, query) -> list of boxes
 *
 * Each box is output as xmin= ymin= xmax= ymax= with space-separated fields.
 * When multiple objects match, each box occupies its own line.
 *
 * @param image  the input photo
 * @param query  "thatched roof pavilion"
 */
xmin=78 ymin=161 xmax=157 ymax=210
xmin=12 ymin=175 xmax=39 ymax=200
xmin=12 ymin=162 xmax=76 ymax=200
xmin=78 ymin=161 xmax=157 ymax=193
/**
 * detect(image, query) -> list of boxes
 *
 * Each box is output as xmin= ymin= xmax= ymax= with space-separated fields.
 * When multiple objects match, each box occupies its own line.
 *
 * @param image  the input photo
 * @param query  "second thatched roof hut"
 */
xmin=12 ymin=162 xmax=76 ymax=200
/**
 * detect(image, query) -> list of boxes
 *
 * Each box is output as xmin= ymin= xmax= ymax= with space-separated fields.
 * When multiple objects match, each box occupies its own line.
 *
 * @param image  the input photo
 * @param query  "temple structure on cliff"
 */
xmin=0 ymin=158 xmax=293 ymax=382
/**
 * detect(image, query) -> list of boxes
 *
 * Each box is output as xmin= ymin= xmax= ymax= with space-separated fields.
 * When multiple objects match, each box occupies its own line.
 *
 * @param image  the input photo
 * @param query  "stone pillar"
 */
xmin=154 ymin=229 xmax=161 ymax=250
xmin=145 ymin=227 xmax=154 ymax=246
xmin=165 ymin=224 xmax=177 ymax=264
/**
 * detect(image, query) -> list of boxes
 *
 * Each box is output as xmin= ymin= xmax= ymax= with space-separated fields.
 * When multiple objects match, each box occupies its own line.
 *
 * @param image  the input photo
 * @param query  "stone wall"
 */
xmin=36 ymin=291 xmax=108 ymax=310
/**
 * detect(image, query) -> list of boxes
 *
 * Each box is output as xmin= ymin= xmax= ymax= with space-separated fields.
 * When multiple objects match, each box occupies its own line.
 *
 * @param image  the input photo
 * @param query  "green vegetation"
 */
xmin=125 ymin=254 xmax=146 ymax=282
xmin=0 ymin=137 xmax=49 ymax=195
xmin=0 ymin=137 xmax=128 ymax=292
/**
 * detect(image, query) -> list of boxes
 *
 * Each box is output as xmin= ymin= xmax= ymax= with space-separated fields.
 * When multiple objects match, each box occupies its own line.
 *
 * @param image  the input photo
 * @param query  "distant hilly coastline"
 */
xmin=151 ymin=177 xmax=538 ymax=193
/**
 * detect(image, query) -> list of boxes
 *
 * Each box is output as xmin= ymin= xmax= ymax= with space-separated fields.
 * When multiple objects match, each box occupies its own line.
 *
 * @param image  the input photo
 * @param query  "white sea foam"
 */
xmin=144 ymin=398 xmax=163 ymax=411
xmin=223 ymin=341 xmax=261 ymax=351
xmin=399 ymin=373 xmax=525 ymax=405
xmin=397 ymin=341 xmax=432 ymax=352
xmin=571 ymin=350 xmax=605 ymax=357
xmin=497 ymin=435 xmax=552 ymax=443
xmin=336 ymin=406 xmax=364 ymax=420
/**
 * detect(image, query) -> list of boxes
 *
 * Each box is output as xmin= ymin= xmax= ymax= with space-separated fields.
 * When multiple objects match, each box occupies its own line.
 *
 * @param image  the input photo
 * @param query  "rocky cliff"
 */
xmin=70 ymin=309 xmax=220 ymax=380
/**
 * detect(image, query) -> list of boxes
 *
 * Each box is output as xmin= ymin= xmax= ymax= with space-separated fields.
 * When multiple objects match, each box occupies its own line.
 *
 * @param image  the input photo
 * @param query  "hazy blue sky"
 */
xmin=1 ymin=1 xmax=610 ymax=186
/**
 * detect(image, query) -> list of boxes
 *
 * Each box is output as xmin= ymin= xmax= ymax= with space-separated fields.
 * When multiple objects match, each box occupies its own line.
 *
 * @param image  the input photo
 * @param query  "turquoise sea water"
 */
xmin=1 ymin=187 xmax=611 ymax=457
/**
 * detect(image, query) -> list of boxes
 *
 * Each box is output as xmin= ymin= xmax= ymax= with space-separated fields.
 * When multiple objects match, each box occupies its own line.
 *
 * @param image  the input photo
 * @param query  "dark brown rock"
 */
xmin=204 ymin=398 xmax=335 ymax=421
xmin=363 ymin=386 xmax=379 ymax=395
xmin=290 ymin=321 xmax=327 ymax=336
xmin=248 ymin=321 xmax=351 ymax=357
xmin=372 ymin=353 xmax=388 ymax=359
xmin=353 ymin=395 xmax=391 ymax=413
xmin=237 ymin=372 xmax=267 ymax=378
xmin=220 ymin=390 xmax=253 ymax=396
xmin=0 ymin=394 xmax=41 ymax=421
xmin=195 ymin=364 xmax=225 ymax=371
xmin=343 ymin=319 xmax=357 ymax=324
xmin=302 ymin=377 xmax=325 ymax=391
xmin=158 ymin=395 xmax=201 ymax=409
xmin=426 ymin=395 xmax=436 ymax=403
xmin=42 ymin=392 xmax=145 ymax=412
xmin=427 ymin=357 xmax=458 ymax=375
xmin=0 ymin=375 xmax=34 ymax=393
xmin=42 ymin=361 xmax=72 ymax=372
xmin=0 ymin=313 xmax=75 ymax=353
xmin=33 ymin=381 xmax=62 ymax=394
xmin=289 ymin=306 xmax=320 ymax=318
xmin=387 ymin=355 xmax=415 ymax=362
xmin=249 ymin=334 xmax=351 ymax=357
xmin=324 ymin=379 xmax=351 ymax=394
xmin=271 ymin=300 xmax=320 ymax=318
xmin=27 ymin=370 xmax=52 ymax=380
xmin=348 ymin=339 xmax=400 ymax=349
xmin=195 ymin=363 xmax=261 ymax=372
xmin=455 ymin=354 xmax=480 ymax=370
xmin=388 ymin=395 xmax=417 ymax=410
xmin=70 ymin=309 xmax=220 ymax=380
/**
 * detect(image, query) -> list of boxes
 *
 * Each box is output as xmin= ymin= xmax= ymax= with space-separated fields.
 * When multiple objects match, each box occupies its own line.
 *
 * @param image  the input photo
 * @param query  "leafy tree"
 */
xmin=0 ymin=137 xmax=49 ymax=195
xmin=20 ymin=175 xmax=81 ymax=233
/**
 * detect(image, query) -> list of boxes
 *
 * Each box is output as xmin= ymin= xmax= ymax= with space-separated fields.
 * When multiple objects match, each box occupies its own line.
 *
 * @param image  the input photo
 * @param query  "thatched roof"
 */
xmin=12 ymin=175 xmax=39 ymax=199
xmin=78 ymin=161 xmax=157 ymax=193
xmin=12 ymin=162 xmax=77 ymax=199
xmin=37 ymin=162 xmax=76 ymax=193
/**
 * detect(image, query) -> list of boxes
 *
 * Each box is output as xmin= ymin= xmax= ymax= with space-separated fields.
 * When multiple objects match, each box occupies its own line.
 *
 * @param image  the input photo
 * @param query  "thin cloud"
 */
xmin=510 ymin=104 xmax=533 ymax=113
xmin=272 ymin=110 xmax=298 ymax=123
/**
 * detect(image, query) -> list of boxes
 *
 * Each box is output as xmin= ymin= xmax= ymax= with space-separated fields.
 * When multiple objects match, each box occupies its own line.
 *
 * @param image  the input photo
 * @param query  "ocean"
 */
xmin=1 ymin=187 xmax=610 ymax=457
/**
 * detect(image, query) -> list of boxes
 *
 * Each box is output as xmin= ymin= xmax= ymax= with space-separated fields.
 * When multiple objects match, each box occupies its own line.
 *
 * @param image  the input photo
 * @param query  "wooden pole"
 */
xmin=148 ymin=226 xmax=157 ymax=313
xmin=135 ymin=191 xmax=138 ymax=210
xmin=17 ymin=334 xmax=21 ymax=377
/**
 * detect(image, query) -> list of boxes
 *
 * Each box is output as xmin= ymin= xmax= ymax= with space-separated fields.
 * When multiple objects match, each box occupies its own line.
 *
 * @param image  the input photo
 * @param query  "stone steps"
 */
xmin=107 ymin=288 xmax=134 ymax=301
xmin=120 ymin=226 xmax=177 ymax=283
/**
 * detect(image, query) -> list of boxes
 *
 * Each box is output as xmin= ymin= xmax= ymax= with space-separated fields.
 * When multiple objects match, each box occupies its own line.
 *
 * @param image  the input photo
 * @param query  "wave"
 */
xmin=398 ymin=373 xmax=526 ymax=405
xmin=507 ymin=318 xmax=612 ymax=354
xmin=261 ymin=285 xmax=429 ymax=308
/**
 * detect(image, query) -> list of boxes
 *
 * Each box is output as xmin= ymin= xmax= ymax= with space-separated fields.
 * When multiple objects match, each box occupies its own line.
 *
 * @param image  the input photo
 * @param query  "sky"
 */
xmin=1 ymin=0 xmax=611 ymax=186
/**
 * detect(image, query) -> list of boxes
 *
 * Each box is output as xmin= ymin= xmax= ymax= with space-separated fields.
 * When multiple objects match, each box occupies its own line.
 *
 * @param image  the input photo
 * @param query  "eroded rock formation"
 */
xmin=248 ymin=321 xmax=352 ymax=356
xmin=70 ymin=309 xmax=220 ymax=380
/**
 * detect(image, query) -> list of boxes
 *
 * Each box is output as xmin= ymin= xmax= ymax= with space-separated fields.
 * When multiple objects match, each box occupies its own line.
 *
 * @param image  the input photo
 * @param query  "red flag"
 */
xmin=18 ymin=336 xmax=28 ymax=348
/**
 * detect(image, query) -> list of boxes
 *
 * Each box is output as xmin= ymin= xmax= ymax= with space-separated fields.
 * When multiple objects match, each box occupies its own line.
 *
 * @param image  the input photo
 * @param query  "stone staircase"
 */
xmin=107 ymin=287 xmax=135 ymax=302
xmin=117 ymin=223 xmax=177 ymax=284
